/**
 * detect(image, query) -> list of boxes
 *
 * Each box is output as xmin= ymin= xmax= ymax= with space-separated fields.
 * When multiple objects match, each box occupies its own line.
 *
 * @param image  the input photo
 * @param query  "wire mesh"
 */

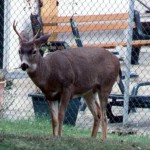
xmin=0 ymin=0 xmax=150 ymax=137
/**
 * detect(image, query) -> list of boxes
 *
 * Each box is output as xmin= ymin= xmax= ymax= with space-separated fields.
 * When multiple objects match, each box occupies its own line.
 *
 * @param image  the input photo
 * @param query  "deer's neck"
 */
xmin=27 ymin=56 xmax=49 ymax=84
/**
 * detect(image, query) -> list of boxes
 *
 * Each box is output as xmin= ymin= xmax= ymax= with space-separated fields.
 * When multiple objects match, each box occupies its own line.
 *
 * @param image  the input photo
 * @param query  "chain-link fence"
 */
xmin=0 ymin=0 xmax=150 ymax=137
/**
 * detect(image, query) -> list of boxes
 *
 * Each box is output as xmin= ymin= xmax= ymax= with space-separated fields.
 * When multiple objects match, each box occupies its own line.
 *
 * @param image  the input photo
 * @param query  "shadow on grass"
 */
xmin=0 ymin=133 xmax=150 ymax=150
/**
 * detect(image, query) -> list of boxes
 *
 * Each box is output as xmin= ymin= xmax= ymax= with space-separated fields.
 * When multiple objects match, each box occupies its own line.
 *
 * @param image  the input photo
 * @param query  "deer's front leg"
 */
xmin=49 ymin=100 xmax=59 ymax=136
xmin=58 ymin=88 xmax=72 ymax=136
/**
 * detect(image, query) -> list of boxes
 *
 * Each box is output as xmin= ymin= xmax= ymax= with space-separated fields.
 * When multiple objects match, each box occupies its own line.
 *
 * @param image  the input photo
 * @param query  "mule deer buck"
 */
xmin=13 ymin=21 xmax=120 ymax=140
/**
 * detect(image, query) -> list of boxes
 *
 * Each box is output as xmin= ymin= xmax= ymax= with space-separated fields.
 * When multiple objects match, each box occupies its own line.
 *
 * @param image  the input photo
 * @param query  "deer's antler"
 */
xmin=33 ymin=29 xmax=40 ymax=42
xmin=13 ymin=20 xmax=23 ymax=41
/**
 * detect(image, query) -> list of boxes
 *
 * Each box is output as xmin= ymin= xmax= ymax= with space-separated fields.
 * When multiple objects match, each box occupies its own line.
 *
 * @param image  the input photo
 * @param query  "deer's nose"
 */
xmin=21 ymin=63 xmax=29 ymax=71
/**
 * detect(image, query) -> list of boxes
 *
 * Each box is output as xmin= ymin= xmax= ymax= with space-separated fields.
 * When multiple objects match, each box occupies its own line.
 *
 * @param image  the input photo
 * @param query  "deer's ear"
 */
xmin=34 ymin=34 xmax=51 ymax=47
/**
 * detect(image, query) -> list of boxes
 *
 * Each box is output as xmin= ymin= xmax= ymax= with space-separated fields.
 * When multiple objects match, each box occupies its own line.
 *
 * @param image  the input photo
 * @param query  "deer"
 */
xmin=13 ymin=20 xmax=120 ymax=141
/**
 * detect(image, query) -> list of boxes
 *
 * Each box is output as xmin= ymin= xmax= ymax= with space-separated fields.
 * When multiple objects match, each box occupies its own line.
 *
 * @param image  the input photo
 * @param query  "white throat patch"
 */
xmin=27 ymin=64 xmax=37 ymax=73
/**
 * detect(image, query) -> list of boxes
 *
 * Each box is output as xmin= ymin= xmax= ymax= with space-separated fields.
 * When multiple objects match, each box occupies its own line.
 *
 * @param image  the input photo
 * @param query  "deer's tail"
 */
xmin=117 ymin=68 xmax=125 ymax=94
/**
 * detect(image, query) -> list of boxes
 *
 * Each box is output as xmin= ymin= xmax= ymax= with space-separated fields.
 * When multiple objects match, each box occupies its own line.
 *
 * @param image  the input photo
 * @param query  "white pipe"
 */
xmin=123 ymin=0 xmax=135 ymax=126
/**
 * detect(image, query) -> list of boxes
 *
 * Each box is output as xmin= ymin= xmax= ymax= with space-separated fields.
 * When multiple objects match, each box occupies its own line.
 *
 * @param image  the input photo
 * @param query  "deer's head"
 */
xmin=13 ymin=21 xmax=50 ymax=72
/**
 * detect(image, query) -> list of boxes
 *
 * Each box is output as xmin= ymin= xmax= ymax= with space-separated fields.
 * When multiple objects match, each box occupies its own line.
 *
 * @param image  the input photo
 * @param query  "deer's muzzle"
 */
xmin=21 ymin=63 xmax=29 ymax=71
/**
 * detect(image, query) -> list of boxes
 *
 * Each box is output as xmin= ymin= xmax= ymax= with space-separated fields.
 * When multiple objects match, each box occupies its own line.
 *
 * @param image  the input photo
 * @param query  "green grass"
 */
xmin=0 ymin=134 xmax=150 ymax=150
xmin=0 ymin=119 xmax=150 ymax=150
xmin=0 ymin=119 xmax=90 ymax=137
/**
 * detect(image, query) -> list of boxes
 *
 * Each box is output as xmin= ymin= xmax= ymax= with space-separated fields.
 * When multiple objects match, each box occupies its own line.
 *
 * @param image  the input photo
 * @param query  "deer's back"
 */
xmin=60 ymin=47 xmax=119 ymax=91
xmin=61 ymin=47 xmax=120 ymax=76
xmin=43 ymin=47 xmax=120 ymax=95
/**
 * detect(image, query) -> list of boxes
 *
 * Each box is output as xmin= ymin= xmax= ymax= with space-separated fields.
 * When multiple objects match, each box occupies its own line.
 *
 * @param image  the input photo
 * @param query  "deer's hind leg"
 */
xmin=48 ymin=100 xmax=59 ymax=136
xmin=97 ymin=89 xmax=110 ymax=140
xmin=83 ymin=91 xmax=101 ymax=137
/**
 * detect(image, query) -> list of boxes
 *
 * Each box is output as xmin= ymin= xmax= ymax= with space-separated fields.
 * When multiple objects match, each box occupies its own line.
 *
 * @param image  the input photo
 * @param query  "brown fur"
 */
xmin=13 ymin=25 xmax=120 ymax=140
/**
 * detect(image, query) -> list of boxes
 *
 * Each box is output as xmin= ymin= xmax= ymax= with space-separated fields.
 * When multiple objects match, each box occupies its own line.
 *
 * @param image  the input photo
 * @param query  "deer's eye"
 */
xmin=32 ymin=50 xmax=37 ymax=55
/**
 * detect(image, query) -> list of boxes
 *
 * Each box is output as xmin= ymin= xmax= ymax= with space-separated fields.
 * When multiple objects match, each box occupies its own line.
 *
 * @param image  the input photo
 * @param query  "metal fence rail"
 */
xmin=0 ymin=0 xmax=150 ymax=136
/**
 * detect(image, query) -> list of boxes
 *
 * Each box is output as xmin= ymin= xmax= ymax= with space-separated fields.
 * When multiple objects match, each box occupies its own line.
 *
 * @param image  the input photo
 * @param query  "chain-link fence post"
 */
xmin=123 ymin=0 xmax=135 ymax=126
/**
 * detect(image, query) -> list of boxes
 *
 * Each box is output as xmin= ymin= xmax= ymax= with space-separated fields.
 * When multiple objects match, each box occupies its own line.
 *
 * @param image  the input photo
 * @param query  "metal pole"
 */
xmin=3 ymin=0 xmax=11 ymax=69
xmin=123 ymin=0 xmax=135 ymax=126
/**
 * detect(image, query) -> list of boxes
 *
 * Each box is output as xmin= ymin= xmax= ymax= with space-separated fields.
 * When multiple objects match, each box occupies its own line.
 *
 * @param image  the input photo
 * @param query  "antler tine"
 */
xmin=33 ymin=29 xmax=41 ymax=41
xmin=13 ymin=20 xmax=23 ymax=41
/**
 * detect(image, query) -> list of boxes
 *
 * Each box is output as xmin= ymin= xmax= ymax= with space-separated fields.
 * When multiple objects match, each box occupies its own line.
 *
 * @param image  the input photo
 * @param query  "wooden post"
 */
xmin=41 ymin=0 xmax=58 ymax=41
